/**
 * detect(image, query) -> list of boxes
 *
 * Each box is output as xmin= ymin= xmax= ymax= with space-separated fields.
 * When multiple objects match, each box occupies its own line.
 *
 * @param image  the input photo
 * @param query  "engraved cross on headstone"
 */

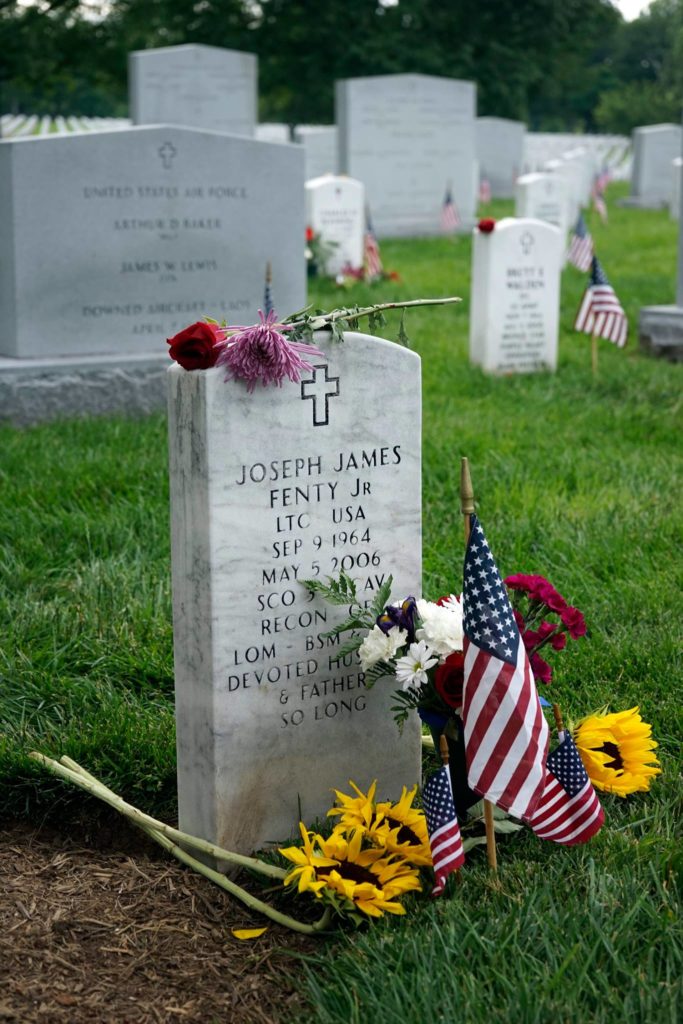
xmin=520 ymin=231 xmax=534 ymax=256
xmin=158 ymin=141 xmax=177 ymax=170
xmin=301 ymin=364 xmax=340 ymax=427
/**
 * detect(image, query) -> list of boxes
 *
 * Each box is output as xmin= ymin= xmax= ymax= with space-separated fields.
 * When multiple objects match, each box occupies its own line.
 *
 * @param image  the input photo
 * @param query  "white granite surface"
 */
xmin=469 ymin=218 xmax=561 ymax=374
xmin=129 ymin=44 xmax=256 ymax=137
xmin=167 ymin=331 xmax=422 ymax=855
xmin=0 ymin=126 xmax=305 ymax=359
xmin=336 ymin=73 xmax=476 ymax=236
xmin=305 ymin=175 xmax=364 ymax=276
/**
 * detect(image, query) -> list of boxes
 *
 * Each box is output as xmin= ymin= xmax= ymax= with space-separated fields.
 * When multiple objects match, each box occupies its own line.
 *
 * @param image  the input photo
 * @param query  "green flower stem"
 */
xmin=288 ymin=296 xmax=461 ymax=332
xmin=139 ymin=823 xmax=333 ymax=936
xmin=29 ymin=752 xmax=287 ymax=881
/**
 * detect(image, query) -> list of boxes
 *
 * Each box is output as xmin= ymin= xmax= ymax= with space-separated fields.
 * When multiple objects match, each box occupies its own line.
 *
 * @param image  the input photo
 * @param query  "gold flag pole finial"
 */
xmin=460 ymin=457 xmax=475 ymax=522
xmin=460 ymin=457 xmax=498 ymax=873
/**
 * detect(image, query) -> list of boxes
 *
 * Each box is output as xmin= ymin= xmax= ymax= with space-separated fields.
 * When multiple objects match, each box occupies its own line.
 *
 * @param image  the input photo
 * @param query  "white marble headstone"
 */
xmin=294 ymin=125 xmax=339 ymax=180
xmin=476 ymin=117 xmax=525 ymax=199
xmin=0 ymin=127 xmax=305 ymax=358
xmin=129 ymin=44 xmax=257 ymax=136
xmin=168 ymin=332 xmax=422 ymax=855
xmin=670 ymin=157 xmax=682 ymax=222
xmin=515 ymin=173 xmax=568 ymax=233
xmin=305 ymin=175 xmax=365 ymax=276
xmin=470 ymin=218 xmax=561 ymax=374
xmin=336 ymin=73 xmax=476 ymax=236
xmin=630 ymin=123 xmax=683 ymax=206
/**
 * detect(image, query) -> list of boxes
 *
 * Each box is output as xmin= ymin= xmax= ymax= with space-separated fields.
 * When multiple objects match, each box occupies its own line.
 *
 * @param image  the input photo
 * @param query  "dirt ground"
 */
xmin=0 ymin=816 xmax=319 ymax=1024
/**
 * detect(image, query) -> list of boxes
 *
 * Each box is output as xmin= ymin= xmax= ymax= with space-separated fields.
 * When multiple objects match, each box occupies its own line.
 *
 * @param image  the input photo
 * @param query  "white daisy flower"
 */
xmin=394 ymin=641 xmax=438 ymax=691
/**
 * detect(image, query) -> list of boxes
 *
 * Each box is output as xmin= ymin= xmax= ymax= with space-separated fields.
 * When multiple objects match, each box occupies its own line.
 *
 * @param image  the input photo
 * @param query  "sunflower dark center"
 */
xmin=318 ymin=862 xmax=377 ymax=886
xmin=599 ymin=741 xmax=624 ymax=771
xmin=385 ymin=817 xmax=420 ymax=845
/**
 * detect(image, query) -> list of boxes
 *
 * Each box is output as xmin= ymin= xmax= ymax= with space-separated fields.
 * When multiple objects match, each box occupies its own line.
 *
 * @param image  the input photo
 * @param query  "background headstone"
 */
xmin=255 ymin=123 xmax=290 ymax=144
xmin=639 ymin=119 xmax=683 ymax=361
xmin=294 ymin=125 xmax=338 ymax=181
xmin=628 ymin=123 xmax=683 ymax=208
xmin=168 ymin=331 xmax=422 ymax=855
xmin=336 ymin=73 xmax=476 ymax=236
xmin=670 ymin=157 xmax=682 ymax=222
xmin=515 ymin=172 xmax=569 ymax=240
xmin=305 ymin=175 xmax=364 ymax=277
xmin=129 ymin=44 xmax=257 ymax=136
xmin=470 ymin=218 xmax=562 ymax=373
xmin=0 ymin=126 xmax=305 ymax=360
xmin=476 ymin=116 xmax=525 ymax=199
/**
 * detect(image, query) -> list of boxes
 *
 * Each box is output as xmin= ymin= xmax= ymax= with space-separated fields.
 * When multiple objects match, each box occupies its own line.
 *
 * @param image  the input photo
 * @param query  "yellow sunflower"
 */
xmin=574 ymin=706 xmax=661 ymax=797
xmin=279 ymin=826 xmax=421 ymax=918
xmin=328 ymin=780 xmax=432 ymax=867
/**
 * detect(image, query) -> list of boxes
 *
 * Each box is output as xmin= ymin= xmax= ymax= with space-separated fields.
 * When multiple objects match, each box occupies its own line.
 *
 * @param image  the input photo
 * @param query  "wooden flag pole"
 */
xmin=460 ymin=457 xmax=498 ymax=873
xmin=552 ymin=703 xmax=565 ymax=735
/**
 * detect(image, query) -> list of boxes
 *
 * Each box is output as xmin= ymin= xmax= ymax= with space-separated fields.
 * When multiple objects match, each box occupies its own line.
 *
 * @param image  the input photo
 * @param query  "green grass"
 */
xmin=0 ymin=183 xmax=681 ymax=1018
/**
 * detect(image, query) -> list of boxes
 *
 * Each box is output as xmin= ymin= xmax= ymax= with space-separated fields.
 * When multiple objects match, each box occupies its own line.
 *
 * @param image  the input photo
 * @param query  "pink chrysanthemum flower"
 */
xmin=216 ymin=310 xmax=324 ymax=391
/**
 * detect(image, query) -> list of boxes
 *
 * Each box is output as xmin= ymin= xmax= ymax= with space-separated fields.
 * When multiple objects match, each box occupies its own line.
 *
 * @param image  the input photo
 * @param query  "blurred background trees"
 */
xmin=0 ymin=0 xmax=681 ymax=130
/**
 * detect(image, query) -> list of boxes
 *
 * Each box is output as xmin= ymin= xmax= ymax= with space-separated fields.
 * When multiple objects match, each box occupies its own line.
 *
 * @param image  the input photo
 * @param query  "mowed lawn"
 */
xmin=1 ymin=184 xmax=681 ymax=1022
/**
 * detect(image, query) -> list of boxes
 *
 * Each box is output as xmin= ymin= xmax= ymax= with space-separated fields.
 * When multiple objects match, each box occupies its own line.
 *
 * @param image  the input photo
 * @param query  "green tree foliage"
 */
xmin=0 ymin=0 xmax=681 ymax=132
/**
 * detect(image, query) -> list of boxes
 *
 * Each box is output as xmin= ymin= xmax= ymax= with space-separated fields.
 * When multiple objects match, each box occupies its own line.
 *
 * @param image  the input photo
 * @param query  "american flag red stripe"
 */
xmin=363 ymin=210 xmax=382 ymax=281
xmin=441 ymin=188 xmax=461 ymax=232
xmin=462 ymin=516 xmax=550 ymax=822
xmin=422 ymin=764 xmax=465 ymax=895
xmin=528 ymin=732 xmax=604 ymax=845
xmin=574 ymin=257 xmax=627 ymax=348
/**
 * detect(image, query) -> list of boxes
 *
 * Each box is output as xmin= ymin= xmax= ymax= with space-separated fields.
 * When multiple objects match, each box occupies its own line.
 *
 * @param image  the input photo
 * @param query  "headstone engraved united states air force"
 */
xmin=0 ymin=127 xmax=304 ymax=358
xmin=168 ymin=332 xmax=422 ymax=855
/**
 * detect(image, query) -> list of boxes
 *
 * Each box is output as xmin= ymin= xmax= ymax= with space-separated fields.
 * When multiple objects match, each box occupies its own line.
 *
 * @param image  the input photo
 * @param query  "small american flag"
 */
xmin=479 ymin=177 xmax=492 ymax=204
xmin=592 ymin=176 xmax=608 ymax=224
xmin=567 ymin=214 xmax=594 ymax=272
xmin=263 ymin=261 xmax=274 ymax=317
xmin=595 ymin=165 xmax=611 ymax=193
xmin=363 ymin=208 xmax=383 ymax=281
xmin=422 ymin=764 xmax=465 ymax=895
xmin=462 ymin=515 xmax=549 ymax=821
xmin=574 ymin=256 xmax=628 ymax=348
xmin=441 ymin=185 xmax=461 ymax=232
xmin=528 ymin=731 xmax=604 ymax=845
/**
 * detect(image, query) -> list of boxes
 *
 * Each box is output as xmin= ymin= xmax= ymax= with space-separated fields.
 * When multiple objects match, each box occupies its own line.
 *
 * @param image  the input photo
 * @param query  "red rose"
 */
xmin=167 ymin=321 xmax=223 ymax=371
xmin=434 ymin=651 xmax=465 ymax=709
xmin=478 ymin=218 xmax=496 ymax=233
xmin=560 ymin=605 xmax=586 ymax=639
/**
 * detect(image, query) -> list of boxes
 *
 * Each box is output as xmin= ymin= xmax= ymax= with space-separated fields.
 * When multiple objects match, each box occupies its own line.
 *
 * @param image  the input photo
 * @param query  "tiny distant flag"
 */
xmin=263 ymin=261 xmax=274 ymax=317
xmin=422 ymin=764 xmax=465 ymax=895
xmin=462 ymin=516 xmax=549 ymax=821
xmin=528 ymin=731 xmax=604 ymax=845
xmin=441 ymin=185 xmax=461 ymax=233
xmin=567 ymin=213 xmax=594 ymax=272
xmin=574 ymin=256 xmax=628 ymax=348
xmin=592 ymin=176 xmax=608 ymax=224
xmin=595 ymin=164 xmax=611 ymax=194
xmin=479 ymin=177 xmax=492 ymax=204
xmin=363 ymin=208 xmax=383 ymax=281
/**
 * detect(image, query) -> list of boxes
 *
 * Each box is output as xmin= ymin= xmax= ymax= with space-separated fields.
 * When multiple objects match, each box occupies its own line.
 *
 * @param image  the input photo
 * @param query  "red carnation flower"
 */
xmin=560 ymin=605 xmax=587 ymax=639
xmin=529 ymin=651 xmax=552 ymax=684
xmin=434 ymin=651 xmax=465 ymax=710
xmin=478 ymin=218 xmax=496 ymax=233
xmin=305 ymin=226 xmax=315 ymax=242
xmin=167 ymin=321 xmax=223 ymax=371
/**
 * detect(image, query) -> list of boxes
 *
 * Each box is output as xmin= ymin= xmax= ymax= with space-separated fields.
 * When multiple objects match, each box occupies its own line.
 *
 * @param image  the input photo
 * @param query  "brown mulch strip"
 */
xmin=0 ymin=816 xmax=320 ymax=1024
